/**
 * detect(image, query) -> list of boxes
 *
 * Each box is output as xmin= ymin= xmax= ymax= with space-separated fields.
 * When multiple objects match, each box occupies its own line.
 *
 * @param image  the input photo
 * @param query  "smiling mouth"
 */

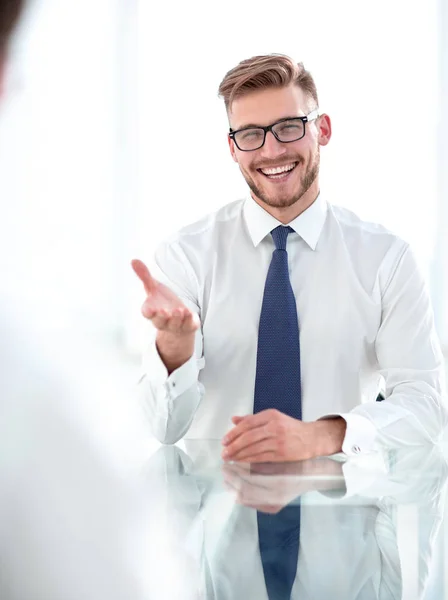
xmin=257 ymin=162 xmax=299 ymax=180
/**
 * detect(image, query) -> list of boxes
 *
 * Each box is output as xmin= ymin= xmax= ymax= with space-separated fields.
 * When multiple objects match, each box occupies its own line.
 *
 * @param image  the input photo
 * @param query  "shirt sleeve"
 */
xmin=138 ymin=239 xmax=205 ymax=444
xmin=340 ymin=413 xmax=378 ymax=456
xmin=324 ymin=242 xmax=448 ymax=456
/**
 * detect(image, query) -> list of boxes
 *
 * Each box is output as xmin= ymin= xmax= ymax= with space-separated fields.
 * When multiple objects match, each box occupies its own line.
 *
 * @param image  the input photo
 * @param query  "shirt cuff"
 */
xmin=318 ymin=412 xmax=377 ymax=457
xmin=142 ymin=338 xmax=200 ymax=400
xmin=340 ymin=413 xmax=377 ymax=456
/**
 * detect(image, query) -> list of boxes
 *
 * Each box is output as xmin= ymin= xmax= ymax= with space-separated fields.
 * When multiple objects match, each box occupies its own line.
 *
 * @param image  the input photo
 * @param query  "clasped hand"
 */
xmin=222 ymin=409 xmax=346 ymax=463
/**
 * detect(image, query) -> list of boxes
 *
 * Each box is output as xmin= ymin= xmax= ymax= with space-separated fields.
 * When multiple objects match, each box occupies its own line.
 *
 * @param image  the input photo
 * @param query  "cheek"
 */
xmin=305 ymin=140 xmax=319 ymax=158
xmin=239 ymin=159 xmax=256 ymax=174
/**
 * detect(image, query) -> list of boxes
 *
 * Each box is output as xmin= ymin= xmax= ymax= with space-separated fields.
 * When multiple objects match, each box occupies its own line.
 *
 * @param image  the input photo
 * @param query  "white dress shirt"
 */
xmin=139 ymin=192 xmax=448 ymax=455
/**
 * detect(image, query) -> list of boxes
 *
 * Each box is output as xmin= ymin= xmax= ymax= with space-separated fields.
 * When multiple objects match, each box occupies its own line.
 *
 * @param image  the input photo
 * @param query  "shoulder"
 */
xmin=330 ymin=203 xmax=400 ymax=238
xmin=158 ymin=198 xmax=245 ymax=254
xmin=328 ymin=203 xmax=408 ymax=256
xmin=327 ymin=203 xmax=414 ymax=289
xmin=152 ymin=198 xmax=245 ymax=278
xmin=171 ymin=198 xmax=244 ymax=240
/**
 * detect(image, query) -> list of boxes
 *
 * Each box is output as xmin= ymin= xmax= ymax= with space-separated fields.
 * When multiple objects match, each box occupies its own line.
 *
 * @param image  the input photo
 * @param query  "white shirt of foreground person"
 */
xmin=139 ymin=192 xmax=448 ymax=453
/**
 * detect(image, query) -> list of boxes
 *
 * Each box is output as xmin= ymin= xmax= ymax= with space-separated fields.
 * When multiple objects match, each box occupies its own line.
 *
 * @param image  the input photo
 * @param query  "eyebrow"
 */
xmin=233 ymin=115 xmax=302 ymax=130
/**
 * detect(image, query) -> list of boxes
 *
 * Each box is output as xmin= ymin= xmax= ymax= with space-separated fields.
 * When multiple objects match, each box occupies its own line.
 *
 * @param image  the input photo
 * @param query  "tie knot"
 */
xmin=271 ymin=225 xmax=294 ymax=250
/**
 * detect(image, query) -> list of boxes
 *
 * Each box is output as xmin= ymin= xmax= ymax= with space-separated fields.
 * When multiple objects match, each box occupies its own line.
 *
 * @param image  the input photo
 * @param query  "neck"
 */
xmin=251 ymin=182 xmax=320 ymax=224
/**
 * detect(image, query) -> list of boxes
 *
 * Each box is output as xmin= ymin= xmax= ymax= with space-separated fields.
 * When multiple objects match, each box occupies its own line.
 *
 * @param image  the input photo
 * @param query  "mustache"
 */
xmin=253 ymin=158 xmax=301 ymax=170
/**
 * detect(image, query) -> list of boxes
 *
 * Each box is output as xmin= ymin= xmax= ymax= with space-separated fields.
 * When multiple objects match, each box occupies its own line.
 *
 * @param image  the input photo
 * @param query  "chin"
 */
xmin=263 ymin=195 xmax=299 ymax=209
xmin=267 ymin=187 xmax=303 ymax=203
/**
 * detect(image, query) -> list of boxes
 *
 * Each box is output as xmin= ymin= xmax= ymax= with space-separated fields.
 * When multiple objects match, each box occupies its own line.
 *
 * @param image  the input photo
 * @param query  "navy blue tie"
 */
xmin=254 ymin=225 xmax=302 ymax=418
xmin=254 ymin=225 xmax=301 ymax=600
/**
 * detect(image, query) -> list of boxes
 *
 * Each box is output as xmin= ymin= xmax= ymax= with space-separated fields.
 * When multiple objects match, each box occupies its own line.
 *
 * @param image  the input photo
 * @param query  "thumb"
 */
xmin=131 ymin=259 xmax=157 ymax=295
xmin=231 ymin=415 xmax=246 ymax=424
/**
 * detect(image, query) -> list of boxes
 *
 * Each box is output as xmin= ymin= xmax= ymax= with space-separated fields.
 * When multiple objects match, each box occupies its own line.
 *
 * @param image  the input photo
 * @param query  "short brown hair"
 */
xmin=218 ymin=54 xmax=319 ymax=114
xmin=0 ymin=0 xmax=24 ymax=52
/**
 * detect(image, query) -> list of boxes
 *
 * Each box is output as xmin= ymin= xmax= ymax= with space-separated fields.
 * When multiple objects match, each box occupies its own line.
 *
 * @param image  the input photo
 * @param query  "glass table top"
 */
xmin=138 ymin=441 xmax=448 ymax=600
xmin=1 ymin=432 xmax=447 ymax=599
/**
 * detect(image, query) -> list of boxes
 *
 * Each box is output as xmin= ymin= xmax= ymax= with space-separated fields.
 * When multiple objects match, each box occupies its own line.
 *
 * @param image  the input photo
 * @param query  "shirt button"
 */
xmin=352 ymin=445 xmax=361 ymax=454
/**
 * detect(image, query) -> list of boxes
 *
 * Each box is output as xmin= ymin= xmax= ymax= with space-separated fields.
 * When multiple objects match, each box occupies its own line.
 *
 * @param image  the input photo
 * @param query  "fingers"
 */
xmin=148 ymin=308 xmax=184 ymax=331
xmin=222 ymin=426 xmax=273 ymax=462
xmin=245 ymin=504 xmax=283 ymax=514
xmin=231 ymin=443 xmax=277 ymax=463
xmin=131 ymin=259 xmax=157 ymax=295
xmin=148 ymin=308 xmax=185 ymax=331
xmin=141 ymin=304 xmax=200 ymax=334
xmin=223 ymin=410 xmax=276 ymax=446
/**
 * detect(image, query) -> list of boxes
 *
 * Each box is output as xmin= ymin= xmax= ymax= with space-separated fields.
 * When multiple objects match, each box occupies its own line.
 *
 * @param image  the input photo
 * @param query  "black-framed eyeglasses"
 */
xmin=229 ymin=109 xmax=320 ymax=151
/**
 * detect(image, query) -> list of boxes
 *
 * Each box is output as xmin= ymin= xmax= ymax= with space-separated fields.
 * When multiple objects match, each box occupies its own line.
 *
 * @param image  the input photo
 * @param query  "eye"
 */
xmin=278 ymin=123 xmax=301 ymax=133
xmin=240 ymin=129 xmax=263 ymax=140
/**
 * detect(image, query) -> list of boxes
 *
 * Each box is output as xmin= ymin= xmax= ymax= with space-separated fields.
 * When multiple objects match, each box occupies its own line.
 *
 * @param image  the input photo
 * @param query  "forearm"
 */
xmin=371 ymin=242 xmax=448 ymax=448
xmin=348 ymin=385 xmax=448 ymax=447
xmin=315 ymin=383 xmax=448 ymax=460
xmin=156 ymin=330 xmax=195 ymax=374
xmin=139 ymin=334 xmax=205 ymax=444
xmin=310 ymin=417 xmax=347 ymax=456
xmin=139 ymin=373 xmax=204 ymax=444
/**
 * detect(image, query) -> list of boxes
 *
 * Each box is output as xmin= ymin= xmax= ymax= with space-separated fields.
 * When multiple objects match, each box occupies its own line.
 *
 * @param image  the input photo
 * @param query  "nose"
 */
xmin=259 ymin=130 xmax=287 ymax=159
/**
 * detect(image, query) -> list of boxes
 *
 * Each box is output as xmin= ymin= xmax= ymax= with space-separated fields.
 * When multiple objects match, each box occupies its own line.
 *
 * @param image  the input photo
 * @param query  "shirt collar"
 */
xmin=243 ymin=192 xmax=328 ymax=250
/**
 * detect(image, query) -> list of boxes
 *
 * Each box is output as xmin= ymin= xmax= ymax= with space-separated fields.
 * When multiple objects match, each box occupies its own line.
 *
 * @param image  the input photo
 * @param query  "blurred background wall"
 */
xmin=0 ymin=0 xmax=136 ymax=342
xmin=0 ymin=0 xmax=446 ymax=359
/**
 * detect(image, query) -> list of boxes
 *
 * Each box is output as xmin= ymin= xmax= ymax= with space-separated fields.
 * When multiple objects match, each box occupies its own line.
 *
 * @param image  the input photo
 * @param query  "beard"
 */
xmin=241 ymin=145 xmax=320 ymax=209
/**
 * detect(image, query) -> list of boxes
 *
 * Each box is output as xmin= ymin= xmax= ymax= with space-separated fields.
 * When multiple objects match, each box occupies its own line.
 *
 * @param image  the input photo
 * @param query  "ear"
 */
xmin=228 ymin=134 xmax=238 ymax=163
xmin=317 ymin=114 xmax=332 ymax=147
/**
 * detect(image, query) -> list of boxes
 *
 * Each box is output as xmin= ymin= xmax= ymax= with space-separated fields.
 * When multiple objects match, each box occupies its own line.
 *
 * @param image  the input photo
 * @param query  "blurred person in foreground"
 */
xmin=0 ymin=3 xmax=146 ymax=599
xmin=0 ymin=0 xmax=21 ymax=66
xmin=133 ymin=54 xmax=447 ymax=461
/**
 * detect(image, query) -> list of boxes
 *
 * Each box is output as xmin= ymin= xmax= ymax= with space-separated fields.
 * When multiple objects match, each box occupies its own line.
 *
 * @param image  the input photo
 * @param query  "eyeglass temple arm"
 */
xmin=306 ymin=109 xmax=320 ymax=121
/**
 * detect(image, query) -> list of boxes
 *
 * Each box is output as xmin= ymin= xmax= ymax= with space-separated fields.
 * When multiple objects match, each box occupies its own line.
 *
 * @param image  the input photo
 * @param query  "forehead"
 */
xmin=229 ymin=84 xmax=310 ymax=129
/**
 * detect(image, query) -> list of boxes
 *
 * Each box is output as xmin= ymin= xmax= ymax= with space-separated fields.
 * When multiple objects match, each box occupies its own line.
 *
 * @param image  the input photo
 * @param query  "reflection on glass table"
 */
xmin=142 ymin=441 xmax=448 ymax=600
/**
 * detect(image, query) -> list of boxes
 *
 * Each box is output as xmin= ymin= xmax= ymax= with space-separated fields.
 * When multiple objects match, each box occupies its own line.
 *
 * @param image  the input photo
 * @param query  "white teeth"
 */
xmin=261 ymin=162 xmax=296 ymax=175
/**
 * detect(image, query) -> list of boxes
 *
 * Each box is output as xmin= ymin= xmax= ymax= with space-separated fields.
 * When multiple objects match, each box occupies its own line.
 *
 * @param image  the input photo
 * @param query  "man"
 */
xmin=133 ymin=54 xmax=447 ymax=462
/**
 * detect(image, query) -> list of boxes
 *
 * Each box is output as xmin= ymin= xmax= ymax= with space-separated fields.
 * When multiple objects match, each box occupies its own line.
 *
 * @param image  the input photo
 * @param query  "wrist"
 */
xmin=311 ymin=418 xmax=346 ymax=457
xmin=156 ymin=330 xmax=195 ymax=374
